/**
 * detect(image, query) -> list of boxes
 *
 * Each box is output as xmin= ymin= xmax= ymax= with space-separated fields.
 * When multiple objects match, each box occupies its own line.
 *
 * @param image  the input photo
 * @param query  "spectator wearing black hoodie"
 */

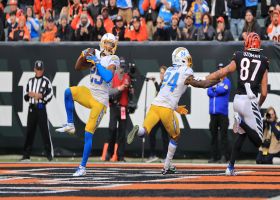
xmin=112 ymin=15 xmax=126 ymax=41
xmin=55 ymin=15 xmax=73 ymax=41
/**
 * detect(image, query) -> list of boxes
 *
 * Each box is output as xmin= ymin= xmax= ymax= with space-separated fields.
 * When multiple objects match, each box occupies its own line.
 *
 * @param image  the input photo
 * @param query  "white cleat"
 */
xmin=225 ymin=166 xmax=236 ymax=176
xmin=233 ymin=113 xmax=241 ymax=134
xmin=73 ymin=165 xmax=86 ymax=177
xmin=56 ymin=123 xmax=76 ymax=135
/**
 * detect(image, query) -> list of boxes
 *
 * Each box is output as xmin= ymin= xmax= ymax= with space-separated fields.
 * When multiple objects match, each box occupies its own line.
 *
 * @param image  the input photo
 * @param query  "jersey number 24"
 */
xmin=161 ymin=72 xmax=179 ymax=92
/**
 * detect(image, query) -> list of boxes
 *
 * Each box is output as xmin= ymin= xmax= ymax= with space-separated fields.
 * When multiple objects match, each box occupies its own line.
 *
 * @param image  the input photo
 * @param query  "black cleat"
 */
xmin=127 ymin=125 xmax=139 ymax=144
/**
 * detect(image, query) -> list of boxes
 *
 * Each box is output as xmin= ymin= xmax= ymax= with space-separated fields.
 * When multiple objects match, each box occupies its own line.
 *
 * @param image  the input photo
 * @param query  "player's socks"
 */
xmin=229 ymin=133 xmax=246 ymax=167
xmin=64 ymin=88 xmax=74 ymax=124
xmin=137 ymin=127 xmax=146 ymax=137
xmin=164 ymin=139 xmax=177 ymax=170
xmin=80 ymin=132 xmax=93 ymax=167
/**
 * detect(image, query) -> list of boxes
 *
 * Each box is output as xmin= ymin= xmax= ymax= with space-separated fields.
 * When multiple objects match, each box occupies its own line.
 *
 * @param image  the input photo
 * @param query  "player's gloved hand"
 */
xmin=194 ymin=76 xmax=206 ymax=81
xmin=244 ymin=83 xmax=256 ymax=99
xmin=81 ymin=48 xmax=91 ymax=57
xmin=176 ymin=105 xmax=188 ymax=115
xmin=86 ymin=55 xmax=100 ymax=65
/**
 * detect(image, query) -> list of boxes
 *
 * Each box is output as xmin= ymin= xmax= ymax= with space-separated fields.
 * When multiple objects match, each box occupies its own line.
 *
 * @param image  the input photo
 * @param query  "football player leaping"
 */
xmin=56 ymin=33 xmax=120 ymax=176
xmin=202 ymin=32 xmax=269 ymax=175
xmin=127 ymin=47 xmax=219 ymax=175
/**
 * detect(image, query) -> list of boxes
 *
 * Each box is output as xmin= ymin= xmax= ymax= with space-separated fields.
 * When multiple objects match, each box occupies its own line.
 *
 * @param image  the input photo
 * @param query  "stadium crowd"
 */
xmin=0 ymin=0 xmax=280 ymax=42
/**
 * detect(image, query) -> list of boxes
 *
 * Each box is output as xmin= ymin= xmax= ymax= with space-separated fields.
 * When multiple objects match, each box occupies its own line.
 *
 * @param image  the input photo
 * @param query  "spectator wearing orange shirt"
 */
xmin=33 ymin=0 xmax=52 ymax=19
xmin=9 ymin=15 xmax=30 ymax=41
xmin=41 ymin=17 xmax=57 ymax=42
xmin=142 ymin=0 xmax=158 ymax=40
xmin=125 ymin=16 xmax=148 ymax=41
xmin=69 ymin=0 xmax=83 ymax=20
xmin=101 ymin=7 xmax=114 ymax=33
xmin=6 ymin=0 xmax=23 ymax=24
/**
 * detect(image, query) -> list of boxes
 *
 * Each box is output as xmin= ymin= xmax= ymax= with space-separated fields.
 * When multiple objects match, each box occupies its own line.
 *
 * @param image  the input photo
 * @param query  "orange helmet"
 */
xmin=244 ymin=32 xmax=261 ymax=52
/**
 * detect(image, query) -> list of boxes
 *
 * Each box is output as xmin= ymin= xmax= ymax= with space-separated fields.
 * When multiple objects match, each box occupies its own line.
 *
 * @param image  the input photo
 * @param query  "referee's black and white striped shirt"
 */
xmin=24 ymin=76 xmax=53 ymax=105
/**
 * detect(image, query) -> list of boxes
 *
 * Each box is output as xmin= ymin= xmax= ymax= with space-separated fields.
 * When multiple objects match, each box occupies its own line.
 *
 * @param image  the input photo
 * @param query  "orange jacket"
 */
xmin=142 ymin=0 xmax=157 ymax=11
xmin=124 ymin=25 xmax=148 ymax=41
xmin=33 ymin=0 xmax=52 ymax=18
xmin=69 ymin=4 xmax=83 ymax=19
xmin=104 ymin=18 xmax=114 ymax=33
xmin=41 ymin=25 xmax=57 ymax=42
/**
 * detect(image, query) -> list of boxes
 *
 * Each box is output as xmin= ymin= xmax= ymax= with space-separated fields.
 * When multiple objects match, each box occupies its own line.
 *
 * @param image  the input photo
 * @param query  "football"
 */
xmin=75 ymin=48 xmax=95 ymax=70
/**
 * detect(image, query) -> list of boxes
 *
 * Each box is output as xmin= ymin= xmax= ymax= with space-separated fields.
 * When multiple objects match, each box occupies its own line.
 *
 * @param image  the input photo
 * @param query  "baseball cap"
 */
xmin=34 ymin=60 xmax=44 ymax=70
xmin=217 ymin=16 xmax=224 ymax=23
xmin=116 ymin=15 xmax=123 ymax=22
xmin=217 ymin=63 xmax=224 ymax=69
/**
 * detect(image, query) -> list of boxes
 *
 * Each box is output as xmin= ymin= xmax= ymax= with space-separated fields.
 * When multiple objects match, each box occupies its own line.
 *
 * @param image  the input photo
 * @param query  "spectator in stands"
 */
xmin=256 ymin=107 xmax=280 ymax=165
xmin=166 ymin=14 xmax=181 ymax=40
xmin=125 ymin=16 xmax=148 ymax=41
xmin=87 ymin=0 xmax=102 ymax=22
xmin=92 ymin=15 xmax=106 ymax=41
xmin=9 ymin=15 xmax=30 ymax=41
xmin=190 ymin=0 xmax=209 ymax=28
xmin=108 ymin=0 xmax=118 ymax=21
xmin=26 ymin=6 xmax=41 ymax=41
xmin=71 ymin=9 xmax=94 ymax=30
xmin=112 ymin=15 xmax=126 ymax=41
xmin=33 ymin=0 xmax=52 ymax=19
xmin=245 ymin=0 xmax=258 ymax=16
xmin=18 ymin=0 xmax=33 ymax=11
xmin=181 ymin=14 xmax=197 ymax=40
xmin=142 ymin=0 xmax=158 ymax=40
xmin=227 ymin=0 xmax=245 ymax=41
xmin=267 ymin=10 xmax=280 ymax=42
xmin=211 ymin=0 xmax=229 ymax=29
xmin=69 ymin=0 xmax=83 ymax=20
xmin=240 ymin=9 xmax=262 ymax=40
xmin=42 ymin=9 xmax=53 ymax=30
xmin=74 ymin=12 xmax=93 ymax=41
xmin=117 ymin=0 xmax=133 ymax=24
xmin=6 ymin=0 xmax=23 ymax=23
xmin=55 ymin=15 xmax=73 ymax=41
xmin=179 ymin=0 xmax=192 ymax=22
xmin=101 ymin=6 xmax=114 ymax=33
xmin=265 ymin=6 xmax=275 ymax=28
xmin=157 ymin=0 xmax=180 ymax=26
xmin=7 ymin=11 xmax=18 ymax=38
xmin=52 ymin=0 xmax=68 ymax=20
xmin=40 ymin=17 xmax=57 ymax=42
xmin=153 ymin=16 xmax=169 ymax=40
xmin=215 ymin=16 xmax=233 ymax=41
xmin=197 ymin=12 xmax=215 ymax=41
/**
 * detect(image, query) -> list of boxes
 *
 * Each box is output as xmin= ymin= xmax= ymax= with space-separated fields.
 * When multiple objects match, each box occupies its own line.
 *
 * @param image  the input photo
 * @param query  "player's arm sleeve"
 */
xmin=97 ymin=56 xmax=120 ymax=83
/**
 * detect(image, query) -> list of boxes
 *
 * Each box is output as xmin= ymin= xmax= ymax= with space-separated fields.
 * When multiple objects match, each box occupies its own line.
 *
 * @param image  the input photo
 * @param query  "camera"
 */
xmin=266 ymin=112 xmax=271 ymax=120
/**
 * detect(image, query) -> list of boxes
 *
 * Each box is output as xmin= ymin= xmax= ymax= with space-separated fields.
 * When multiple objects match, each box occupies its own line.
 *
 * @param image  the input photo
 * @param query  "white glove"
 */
xmin=194 ymin=76 xmax=206 ymax=81
xmin=244 ymin=83 xmax=256 ymax=99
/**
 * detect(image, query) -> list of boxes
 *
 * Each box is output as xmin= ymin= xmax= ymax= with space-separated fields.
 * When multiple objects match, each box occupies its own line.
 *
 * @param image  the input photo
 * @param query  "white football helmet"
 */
xmin=172 ymin=47 xmax=192 ymax=67
xmin=100 ymin=33 xmax=118 ymax=56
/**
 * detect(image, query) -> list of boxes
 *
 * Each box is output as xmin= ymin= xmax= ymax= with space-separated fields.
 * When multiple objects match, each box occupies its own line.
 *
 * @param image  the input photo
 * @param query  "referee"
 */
xmin=20 ymin=60 xmax=54 ymax=162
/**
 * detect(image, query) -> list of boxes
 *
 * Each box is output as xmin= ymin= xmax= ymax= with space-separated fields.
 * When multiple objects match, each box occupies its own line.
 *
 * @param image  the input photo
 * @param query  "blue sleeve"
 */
xmin=173 ymin=0 xmax=180 ymax=12
xmin=96 ymin=63 xmax=113 ymax=83
xmin=207 ymin=87 xmax=215 ymax=97
xmin=216 ymin=79 xmax=230 ymax=96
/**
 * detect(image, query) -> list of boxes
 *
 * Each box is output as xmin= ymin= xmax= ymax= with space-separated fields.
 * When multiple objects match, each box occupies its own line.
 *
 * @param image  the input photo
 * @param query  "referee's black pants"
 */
xmin=23 ymin=105 xmax=53 ymax=159
xmin=107 ymin=105 xmax=128 ymax=161
xmin=209 ymin=114 xmax=229 ymax=160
